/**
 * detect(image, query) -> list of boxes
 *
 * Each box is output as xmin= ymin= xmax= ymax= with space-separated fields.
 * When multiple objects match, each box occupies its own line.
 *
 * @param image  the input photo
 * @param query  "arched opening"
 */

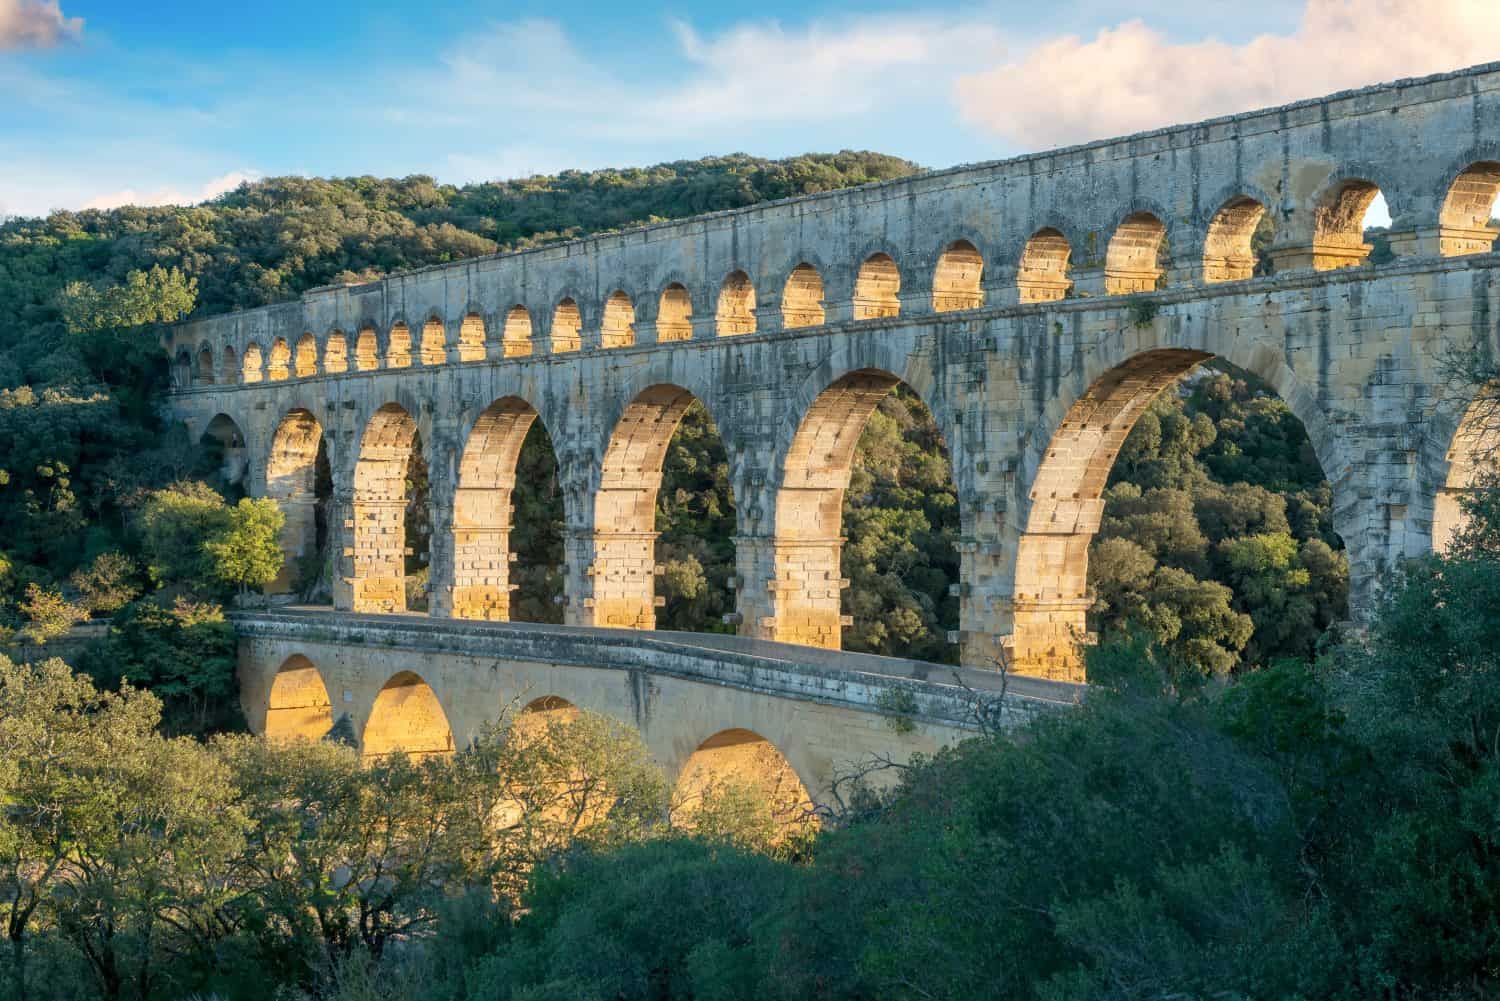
xmin=716 ymin=271 xmax=756 ymax=336
xmin=222 ymin=345 xmax=238 ymax=383
xmin=362 ymin=671 xmax=454 ymax=760
xmin=324 ymin=331 xmax=349 ymax=374
xmin=674 ymin=728 xmax=816 ymax=844
xmin=1203 ymin=197 xmax=1268 ymax=284
xmin=507 ymin=411 xmax=567 ymax=624
xmin=355 ymin=327 xmax=379 ymax=371
xmin=1016 ymin=352 xmax=1347 ymax=681
xmin=241 ymin=344 xmax=265 ymax=384
xmin=551 ymin=299 xmax=581 ymax=353
xmin=932 ymin=240 xmax=984 ymax=312
xmin=1434 ymin=396 xmax=1497 ymax=553
xmin=294 ymin=333 xmax=318 ymax=378
xmin=267 ymin=409 xmax=330 ymax=595
xmin=1438 ymin=162 xmax=1500 ymax=257
xmin=458 ymin=313 xmax=486 ymax=362
xmin=502 ymin=305 xmax=532 ymax=357
xmin=351 ymin=404 xmax=427 ymax=614
xmin=1104 ymin=213 xmax=1168 ymax=294
xmin=509 ymin=695 xmax=580 ymax=744
xmin=419 ymin=318 xmax=446 ymax=366
xmin=853 ymin=253 xmax=901 ymax=319
xmin=386 ymin=322 xmax=413 ymax=368
xmin=601 ymin=290 xmax=636 ymax=349
xmin=267 ymin=338 xmax=292 ymax=381
xmin=781 ymin=263 xmax=825 ymax=329
xmin=200 ymin=413 xmax=249 ymax=492
xmin=1018 ymin=228 xmax=1073 ymax=303
xmin=1309 ymin=179 xmax=1383 ymax=270
xmin=451 ymin=396 xmax=548 ymax=621
xmin=770 ymin=371 xmax=960 ymax=660
xmin=591 ymin=385 xmax=735 ymax=631
xmin=174 ymin=350 xmax=193 ymax=389
xmin=264 ymin=654 xmax=333 ymax=741
xmin=657 ymin=284 xmax=693 ymax=342
xmin=196 ymin=346 xmax=215 ymax=385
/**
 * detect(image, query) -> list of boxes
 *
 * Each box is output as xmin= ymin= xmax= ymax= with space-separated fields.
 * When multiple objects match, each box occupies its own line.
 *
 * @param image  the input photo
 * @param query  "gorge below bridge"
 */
xmin=168 ymin=63 xmax=1500 ymax=784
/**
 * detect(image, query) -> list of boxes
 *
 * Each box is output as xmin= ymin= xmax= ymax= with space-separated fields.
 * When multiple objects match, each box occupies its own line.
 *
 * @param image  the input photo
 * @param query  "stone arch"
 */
xmin=294 ymin=333 xmax=319 ymax=378
xmin=351 ymin=403 xmax=422 ymax=613
xmin=673 ymin=728 xmax=816 ymax=841
xmin=781 ymin=263 xmax=826 ymax=329
xmin=458 ymin=312 xmax=486 ymax=362
xmin=510 ymin=695 xmax=581 ymax=743
xmin=1104 ymin=212 xmax=1167 ymax=294
xmin=932 ymin=240 xmax=984 ymax=312
xmin=355 ymin=326 xmax=380 ymax=371
xmin=449 ymin=396 xmax=544 ymax=621
xmin=1018 ymin=228 xmax=1073 ymax=303
xmin=657 ymin=283 xmax=694 ymax=342
xmin=551 ymin=298 xmax=582 ymax=353
xmin=853 ymin=253 xmax=901 ymax=319
xmin=419 ymin=317 xmax=447 ymax=366
xmin=267 ymin=338 xmax=292 ymax=381
xmin=1307 ymin=177 xmax=1385 ymax=270
xmin=1433 ymin=395 xmax=1497 ymax=553
xmin=241 ymin=343 xmax=265 ymax=384
xmin=221 ymin=345 xmax=238 ymax=384
xmin=267 ymin=408 xmax=328 ymax=593
xmin=173 ymin=349 xmax=194 ymax=389
xmin=601 ymin=290 xmax=636 ymax=349
xmin=716 ymin=271 xmax=757 ymax=336
xmin=324 ymin=330 xmax=349 ymax=374
xmin=502 ymin=305 xmax=533 ymax=357
xmin=1203 ymin=196 xmax=1268 ymax=283
xmin=201 ymin=413 xmax=249 ymax=489
xmin=362 ymin=671 xmax=454 ymax=760
xmin=1438 ymin=161 xmax=1500 ymax=257
xmin=195 ymin=344 xmax=215 ymax=384
xmin=264 ymin=654 xmax=333 ymax=741
xmin=387 ymin=321 xmax=413 ymax=368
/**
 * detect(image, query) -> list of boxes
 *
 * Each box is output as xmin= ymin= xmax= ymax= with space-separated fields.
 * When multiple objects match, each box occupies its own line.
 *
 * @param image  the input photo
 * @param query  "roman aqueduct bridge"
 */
xmin=166 ymin=63 xmax=1500 ymax=774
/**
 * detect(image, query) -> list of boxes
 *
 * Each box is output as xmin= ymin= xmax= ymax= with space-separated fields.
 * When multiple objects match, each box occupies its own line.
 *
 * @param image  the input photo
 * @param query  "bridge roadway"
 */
xmin=236 ymin=607 xmax=1081 ymax=807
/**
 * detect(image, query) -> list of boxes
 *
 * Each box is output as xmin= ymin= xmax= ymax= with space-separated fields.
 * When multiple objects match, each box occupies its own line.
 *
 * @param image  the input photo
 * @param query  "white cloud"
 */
xmin=0 ymin=0 xmax=81 ymax=50
xmin=80 ymin=169 xmax=262 ymax=211
xmin=955 ymin=0 xmax=1500 ymax=149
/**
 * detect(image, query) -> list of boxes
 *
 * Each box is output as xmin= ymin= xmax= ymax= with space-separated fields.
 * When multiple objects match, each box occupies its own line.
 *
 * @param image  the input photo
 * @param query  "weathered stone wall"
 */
xmin=235 ymin=610 xmax=1076 ymax=803
xmin=168 ymin=64 xmax=1500 ymax=681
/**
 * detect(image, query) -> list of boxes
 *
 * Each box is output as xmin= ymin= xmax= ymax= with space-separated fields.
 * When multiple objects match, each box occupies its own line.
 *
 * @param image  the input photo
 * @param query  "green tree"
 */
xmin=202 ymin=497 xmax=285 ymax=595
xmin=133 ymin=482 xmax=233 ymax=593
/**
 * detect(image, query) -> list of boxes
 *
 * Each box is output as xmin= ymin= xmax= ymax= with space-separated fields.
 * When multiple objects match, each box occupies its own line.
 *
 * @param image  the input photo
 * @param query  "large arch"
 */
xmin=1433 ymin=395 xmax=1497 ymax=553
xmin=781 ymin=263 xmax=825 ymax=328
xmin=266 ymin=408 xmax=327 ymax=594
xmin=1438 ymin=162 xmax=1500 ymax=257
xmin=590 ymin=384 xmax=709 ymax=630
xmin=673 ymin=728 xmax=816 ymax=843
xmin=264 ymin=654 xmax=334 ymax=741
xmin=201 ymin=413 xmax=249 ymax=490
xmin=351 ymin=404 xmax=422 ymax=613
xmin=362 ymin=671 xmax=454 ymax=760
xmin=450 ymin=396 xmax=543 ymax=620
xmin=932 ymin=240 xmax=984 ymax=312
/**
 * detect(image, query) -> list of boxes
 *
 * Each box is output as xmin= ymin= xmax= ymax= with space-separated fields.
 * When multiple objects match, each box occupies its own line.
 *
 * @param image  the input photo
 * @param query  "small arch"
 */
xmin=1311 ymin=179 xmax=1383 ymax=270
xmin=458 ymin=312 xmax=486 ymax=362
xmin=1203 ymin=197 xmax=1267 ymax=284
xmin=195 ymin=345 xmax=215 ymax=385
xmin=932 ymin=240 xmax=984 ymax=312
xmin=201 ymin=413 xmax=248 ymax=488
xmin=500 ymin=305 xmax=532 ymax=357
xmin=351 ymin=403 xmax=422 ymax=613
xmin=419 ymin=317 xmax=447 ymax=366
xmin=355 ymin=326 xmax=379 ymax=371
xmin=386 ymin=322 xmax=413 ymax=368
xmin=1439 ymin=162 xmax=1500 ymax=257
xmin=294 ymin=333 xmax=319 ymax=378
xmin=601 ymin=290 xmax=636 ymax=349
xmin=267 ymin=338 xmax=292 ymax=381
xmin=674 ymin=728 xmax=816 ymax=843
xmin=781 ymin=263 xmax=826 ymax=329
xmin=1434 ymin=396 xmax=1497 ymax=553
xmin=241 ymin=343 xmax=265 ymax=384
xmin=173 ymin=349 xmax=194 ymax=389
xmin=509 ymin=695 xmax=581 ymax=743
xmin=853 ymin=253 xmax=901 ymax=320
xmin=551 ymin=299 xmax=581 ymax=353
xmin=451 ymin=396 xmax=542 ymax=621
xmin=716 ymin=271 xmax=757 ymax=336
xmin=264 ymin=654 xmax=333 ymax=741
xmin=267 ymin=409 xmax=328 ymax=593
xmin=221 ymin=345 xmax=238 ymax=383
xmin=1104 ymin=213 xmax=1168 ymax=294
xmin=657 ymin=283 xmax=694 ymax=342
xmin=362 ymin=671 xmax=454 ymax=760
xmin=324 ymin=331 xmax=349 ymax=374
xmin=1018 ymin=228 xmax=1073 ymax=303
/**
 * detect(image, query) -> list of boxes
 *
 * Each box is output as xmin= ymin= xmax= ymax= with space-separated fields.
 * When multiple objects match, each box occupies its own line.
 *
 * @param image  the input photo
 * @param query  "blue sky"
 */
xmin=1 ymin=0 xmax=1495 ymax=219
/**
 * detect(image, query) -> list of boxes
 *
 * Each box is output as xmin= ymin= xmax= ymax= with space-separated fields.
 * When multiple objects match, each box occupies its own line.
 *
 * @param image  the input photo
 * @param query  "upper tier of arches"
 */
xmin=170 ymin=145 xmax=1500 ymax=389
